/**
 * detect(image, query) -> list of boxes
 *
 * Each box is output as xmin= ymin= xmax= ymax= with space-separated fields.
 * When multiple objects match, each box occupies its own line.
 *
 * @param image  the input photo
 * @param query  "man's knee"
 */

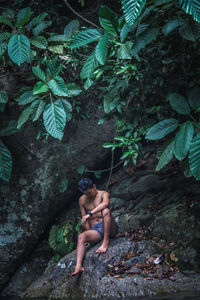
xmin=102 ymin=207 xmax=111 ymax=217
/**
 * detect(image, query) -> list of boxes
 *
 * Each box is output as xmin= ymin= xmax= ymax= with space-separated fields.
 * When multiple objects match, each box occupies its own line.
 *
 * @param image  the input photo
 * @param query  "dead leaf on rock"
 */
xmin=170 ymin=252 xmax=178 ymax=262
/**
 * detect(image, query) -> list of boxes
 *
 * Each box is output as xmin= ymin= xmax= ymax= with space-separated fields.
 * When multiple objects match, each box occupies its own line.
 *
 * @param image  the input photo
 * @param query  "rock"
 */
xmin=21 ymin=238 xmax=200 ymax=299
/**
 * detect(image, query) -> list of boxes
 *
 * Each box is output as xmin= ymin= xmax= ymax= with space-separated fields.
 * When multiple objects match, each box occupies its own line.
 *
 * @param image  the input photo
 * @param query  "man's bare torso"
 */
xmin=81 ymin=190 xmax=107 ymax=227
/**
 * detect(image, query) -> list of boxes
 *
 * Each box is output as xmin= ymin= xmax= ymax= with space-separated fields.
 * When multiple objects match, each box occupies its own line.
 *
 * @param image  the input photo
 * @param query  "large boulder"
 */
xmin=0 ymin=111 xmax=115 ymax=291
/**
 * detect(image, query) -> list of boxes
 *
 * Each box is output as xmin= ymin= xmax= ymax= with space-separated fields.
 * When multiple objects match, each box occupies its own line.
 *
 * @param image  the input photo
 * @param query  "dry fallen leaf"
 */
xmin=170 ymin=252 xmax=178 ymax=262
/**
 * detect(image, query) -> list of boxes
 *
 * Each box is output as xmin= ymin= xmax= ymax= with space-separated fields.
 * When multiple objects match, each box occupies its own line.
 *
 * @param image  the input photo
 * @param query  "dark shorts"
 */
xmin=91 ymin=221 xmax=104 ymax=239
xmin=91 ymin=221 xmax=119 ymax=240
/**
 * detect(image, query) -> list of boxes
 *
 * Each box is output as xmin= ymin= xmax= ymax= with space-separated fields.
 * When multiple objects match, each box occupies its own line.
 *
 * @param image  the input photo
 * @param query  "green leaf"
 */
xmin=103 ymin=142 xmax=117 ymax=148
xmin=8 ymin=34 xmax=30 ymax=66
xmin=174 ymin=121 xmax=194 ymax=160
xmin=0 ymin=139 xmax=12 ymax=181
xmin=189 ymin=87 xmax=200 ymax=109
xmin=145 ymin=119 xmax=178 ymax=140
xmin=28 ymin=12 xmax=48 ymax=29
xmin=64 ymin=19 xmax=80 ymax=38
xmin=0 ymin=120 xmax=18 ymax=136
xmin=99 ymin=5 xmax=119 ymax=34
xmin=168 ymin=93 xmax=191 ymax=115
xmin=31 ymin=99 xmax=46 ymax=121
xmin=59 ymin=178 xmax=68 ymax=193
xmin=103 ymin=91 xmax=117 ymax=113
xmin=189 ymin=133 xmax=200 ymax=180
xmin=95 ymin=33 xmax=108 ymax=65
xmin=16 ymin=90 xmax=37 ymax=105
xmin=0 ymin=104 xmax=6 ymax=112
xmin=17 ymin=7 xmax=33 ymax=27
xmin=156 ymin=140 xmax=174 ymax=171
xmin=84 ymin=78 xmax=93 ymax=90
xmin=179 ymin=0 xmax=200 ymax=23
xmin=0 ymin=16 xmax=13 ymax=28
xmin=162 ymin=18 xmax=182 ymax=35
xmin=48 ymin=35 xmax=68 ymax=42
xmin=117 ymin=41 xmax=133 ymax=59
xmin=0 ymin=32 xmax=11 ymax=42
xmin=0 ymin=91 xmax=8 ymax=104
xmin=31 ymin=36 xmax=48 ymax=49
xmin=179 ymin=21 xmax=196 ymax=41
xmin=17 ymin=105 xmax=33 ymax=129
xmin=122 ymin=0 xmax=146 ymax=26
xmin=65 ymin=83 xmax=82 ymax=97
xmin=76 ymin=165 xmax=85 ymax=174
xmin=48 ymin=76 xmax=68 ymax=96
xmin=46 ymin=59 xmax=61 ymax=77
xmin=48 ymin=45 xmax=63 ymax=54
xmin=70 ymin=29 xmax=102 ymax=49
xmin=56 ymin=98 xmax=72 ymax=121
xmin=94 ymin=170 xmax=102 ymax=178
xmin=32 ymin=21 xmax=52 ymax=36
xmin=32 ymin=66 xmax=46 ymax=82
xmin=120 ymin=22 xmax=135 ymax=42
xmin=131 ymin=27 xmax=159 ymax=57
xmin=80 ymin=51 xmax=99 ymax=79
xmin=33 ymin=81 xmax=49 ymax=95
xmin=0 ymin=42 xmax=7 ymax=56
xmin=43 ymin=101 xmax=66 ymax=140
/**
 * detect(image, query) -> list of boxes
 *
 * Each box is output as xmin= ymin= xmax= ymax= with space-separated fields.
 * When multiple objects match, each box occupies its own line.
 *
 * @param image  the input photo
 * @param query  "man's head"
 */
xmin=78 ymin=178 xmax=97 ymax=198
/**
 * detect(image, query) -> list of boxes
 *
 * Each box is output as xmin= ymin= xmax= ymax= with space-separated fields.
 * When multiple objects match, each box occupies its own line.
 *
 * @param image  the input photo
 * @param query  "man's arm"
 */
xmin=79 ymin=196 xmax=90 ymax=230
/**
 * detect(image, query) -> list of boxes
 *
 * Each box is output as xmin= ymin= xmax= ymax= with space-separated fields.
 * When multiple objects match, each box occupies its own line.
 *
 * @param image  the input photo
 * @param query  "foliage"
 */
xmin=48 ymin=218 xmax=83 ymax=261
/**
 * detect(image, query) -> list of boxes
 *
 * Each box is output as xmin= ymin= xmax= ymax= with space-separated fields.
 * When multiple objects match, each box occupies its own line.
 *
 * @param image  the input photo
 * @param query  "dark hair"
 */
xmin=78 ymin=178 xmax=93 ymax=192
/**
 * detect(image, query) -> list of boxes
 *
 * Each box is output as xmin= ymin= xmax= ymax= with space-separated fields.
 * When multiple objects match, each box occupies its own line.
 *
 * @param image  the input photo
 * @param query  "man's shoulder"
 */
xmin=98 ymin=190 xmax=109 ymax=197
xmin=79 ymin=194 xmax=87 ymax=205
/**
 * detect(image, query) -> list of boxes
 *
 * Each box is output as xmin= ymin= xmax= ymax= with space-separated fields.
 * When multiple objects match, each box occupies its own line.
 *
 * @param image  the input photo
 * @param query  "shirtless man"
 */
xmin=71 ymin=178 xmax=118 ymax=276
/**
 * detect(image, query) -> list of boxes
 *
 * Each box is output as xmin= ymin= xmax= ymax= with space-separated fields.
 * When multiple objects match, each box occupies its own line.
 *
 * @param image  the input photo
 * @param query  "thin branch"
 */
xmin=63 ymin=0 xmax=100 ymax=28
xmin=106 ymin=148 xmax=115 ymax=189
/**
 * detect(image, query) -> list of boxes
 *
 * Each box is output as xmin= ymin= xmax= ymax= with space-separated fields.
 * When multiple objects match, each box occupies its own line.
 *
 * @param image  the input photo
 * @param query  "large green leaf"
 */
xmin=95 ymin=33 xmax=108 ymax=65
xmin=32 ymin=66 xmax=46 ymax=82
xmin=17 ymin=105 xmax=33 ymax=129
xmin=162 ymin=18 xmax=182 ymax=35
xmin=70 ymin=29 xmax=102 ymax=49
xmin=0 ymin=32 xmax=11 ymax=42
xmin=48 ymin=45 xmax=63 ymax=54
xmin=33 ymin=81 xmax=49 ymax=94
xmin=48 ymin=35 xmax=68 ymax=42
xmin=17 ymin=7 xmax=33 ymax=27
xmin=0 ymin=120 xmax=18 ymax=136
xmin=0 ymin=16 xmax=13 ymax=28
xmin=168 ymin=93 xmax=191 ymax=115
xmin=46 ymin=59 xmax=61 ymax=77
xmin=80 ymin=51 xmax=99 ymax=79
xmin=174 ymin=121 xmax=194 ymax=160
xmin=99 ymin=5 xmax=119 ymax=34
xmin=189 ymin=87 xmax=200 ymax=109
xmin=189 ymin=133 xmax=200 ymax=180
xmin=120 ymin=22 xmax=135 ymax=42
xmin=31 ymin=99 xmax=46 ymax=121
xmin=117 ymin=41 xmax=133 ymax=59
xmin=179 ymin=21 xmax=196 ymax=41
xmin=0 ymin=139 xmax=12 ymax=181
xmin=32 ymin=21 xmax=52 ymax=36
xmin=64 ymin=19 xmax=80 ymax=38
xmin=43 ymin=101 xmax=66 ymax=140
xmin=16 ymin=90 xmax=37 ymax=105
xmin=65 ymin=83 xmax=82 ymax=97
xmin=8 ymin=34 xmax=30 ymax=66
xmin=122 ymin=0 xmax=146 ymax=26
xmin=0 ymin=91 xmax=8 ymax=104
xmin=56 ymin=98 xmax=72 ymax=121
xmin=156 ymin=140 xmax=175 ymax=171
xmin=31 ymin=36 xmax=48 ymax=49
xmin=28 ymin=12 xmax=48 ymax=29
xmin=131 ymin=27 xmax=159 ymax=57
xmin=145 ymin=118 xmax=178 ymax=140
xmin=179 ymin=0 xmax=200 ymax=23
xmin=48 ymin=76 xmax=68 ymax=96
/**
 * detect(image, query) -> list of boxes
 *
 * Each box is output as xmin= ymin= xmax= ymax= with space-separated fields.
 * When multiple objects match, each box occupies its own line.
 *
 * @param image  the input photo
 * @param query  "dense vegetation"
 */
xmin=1 ymin=0 xmax=200 ymax=183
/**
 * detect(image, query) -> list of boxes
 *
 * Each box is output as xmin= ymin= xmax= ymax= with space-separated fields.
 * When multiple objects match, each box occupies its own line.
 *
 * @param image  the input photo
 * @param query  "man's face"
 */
xmin=83 ymin=185 xmax=96 ymax=198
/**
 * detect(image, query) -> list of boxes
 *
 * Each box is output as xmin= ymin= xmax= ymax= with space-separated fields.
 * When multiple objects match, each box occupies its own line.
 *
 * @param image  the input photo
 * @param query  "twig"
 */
xmin=85 ymin=160 xmax=123 ymax=174
xmin=63 ymin=0 xmax=100 ymax=28
xmin=106 ymin=148 xmax=114 ymax=189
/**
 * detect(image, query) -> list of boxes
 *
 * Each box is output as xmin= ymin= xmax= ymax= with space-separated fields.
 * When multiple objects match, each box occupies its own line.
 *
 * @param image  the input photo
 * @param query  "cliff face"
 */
xmin=0 ymin=109 xmax=115 ymax=291
xmin=2 ymin=145 xmax=200 ymax=298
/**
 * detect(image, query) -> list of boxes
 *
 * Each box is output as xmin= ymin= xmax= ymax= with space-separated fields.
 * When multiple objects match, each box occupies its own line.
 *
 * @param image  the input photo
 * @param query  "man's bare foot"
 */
xmin=96 ymin=243 xmax=109 ymax=253
xmin=71 ymin=266 xmax=84 ymax=276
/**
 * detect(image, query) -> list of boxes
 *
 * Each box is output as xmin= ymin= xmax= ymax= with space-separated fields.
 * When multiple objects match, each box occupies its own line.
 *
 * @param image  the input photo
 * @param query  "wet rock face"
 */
xmin=21 ymin=238 xmax=200 ymax=299
xmin=0 ymin=111 xmax=115 ymax=291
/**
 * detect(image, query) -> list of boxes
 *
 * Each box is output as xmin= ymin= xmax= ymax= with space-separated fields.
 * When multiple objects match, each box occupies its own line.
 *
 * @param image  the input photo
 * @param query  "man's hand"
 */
xmin=82 ymin=214 xmax=90 ymax=225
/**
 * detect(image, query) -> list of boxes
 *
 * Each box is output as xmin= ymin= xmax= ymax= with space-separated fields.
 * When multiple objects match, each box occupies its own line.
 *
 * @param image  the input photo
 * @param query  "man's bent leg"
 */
xmin=96 ymin=208 xmax=117 ymax=253
xmin=71 ymin=230 xmax=101 ymax=276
